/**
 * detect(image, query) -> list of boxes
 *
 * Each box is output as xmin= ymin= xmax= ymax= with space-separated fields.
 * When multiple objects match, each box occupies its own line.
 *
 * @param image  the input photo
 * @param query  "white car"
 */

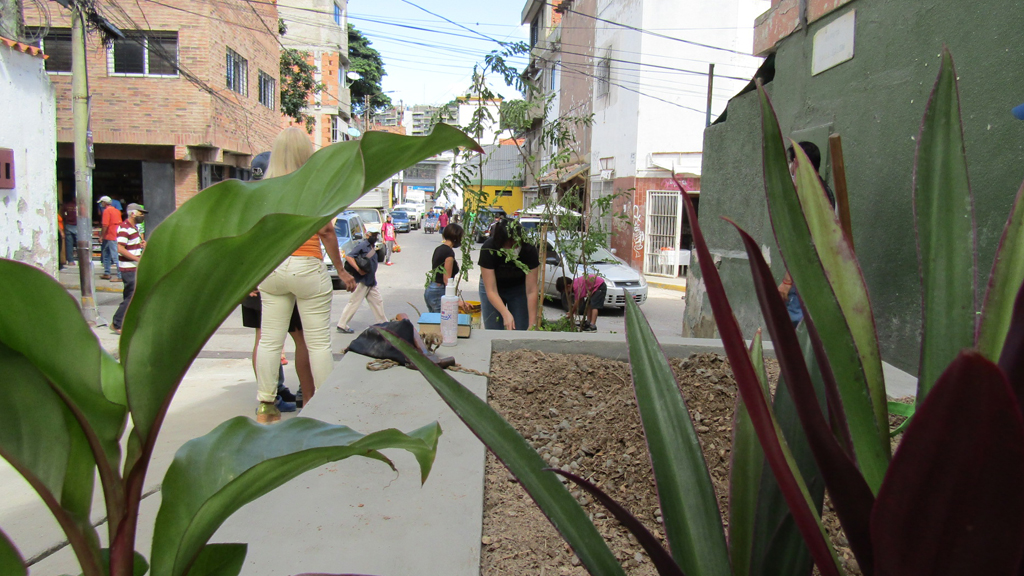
xmin=394 ymin=203 xmax=424 ymax=229
xmin=539 ymin=235 xmax=648 ymax=308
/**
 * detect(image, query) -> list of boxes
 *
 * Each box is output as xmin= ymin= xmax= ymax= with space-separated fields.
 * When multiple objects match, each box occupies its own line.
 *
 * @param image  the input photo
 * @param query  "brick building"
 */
xmin=26 ymin=0 xmax=282 ymax=231
xmin=278 ymin=0 xmax=354 ymax=149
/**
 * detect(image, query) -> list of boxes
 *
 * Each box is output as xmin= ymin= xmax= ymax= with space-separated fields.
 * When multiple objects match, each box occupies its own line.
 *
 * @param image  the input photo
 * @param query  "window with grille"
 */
xmin=596 ymin=57 xmax=610 ymax=98
xmin=258 ymin=70 xmax=276 ymax=109
xmin=28 ymin=27 xmax=72 ymax=73
xmin=108 ymin=31 xmax=178 ymax=76
xmin=331 ymin=116 xmax=343 ymax=142
xmin=226 ymin=48 xmax=248 ymax=95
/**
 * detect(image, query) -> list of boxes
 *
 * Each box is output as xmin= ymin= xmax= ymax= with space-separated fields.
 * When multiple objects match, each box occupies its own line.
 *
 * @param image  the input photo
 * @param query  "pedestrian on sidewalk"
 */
xmin=255 ymin=127 xmax=355 ymax=424
xmin=111 ymin=204 xmax=147 ymax=334
xmin=382 ymin=214 xmax=396 ymax=266
xmin=62 ymin=198 xmax=78 ymax=265
xmin=478 ymin=218 xmax=540 ymax=331
xmin=242 ymin=290 xmax=301 ymax=413
xmin=99 ymin=196 xmax=122 ymax=281
xmin=337 ymin=230 xmax=388 ymax=333
xmin=439 ymin=209 xmax=449 ymax=232
xmin=424 ymin=223 xmax=463 ymax=313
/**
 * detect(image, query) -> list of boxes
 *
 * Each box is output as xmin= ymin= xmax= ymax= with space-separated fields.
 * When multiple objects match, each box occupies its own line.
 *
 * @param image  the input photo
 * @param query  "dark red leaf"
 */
xmin=871 ymin=352 xmax=1024 ymax=576
xmin=547 ymin=469 xmax=686 ymax=576
xmin=729 ymin=220 xmax=876 ymax=573
xmin=673 ymin=177 xmax=842 ymax=576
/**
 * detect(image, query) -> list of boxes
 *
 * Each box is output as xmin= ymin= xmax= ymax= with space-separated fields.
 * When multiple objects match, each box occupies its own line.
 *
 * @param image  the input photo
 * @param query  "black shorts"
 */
xmin=241 ymin=303 xmax=303 ymax=332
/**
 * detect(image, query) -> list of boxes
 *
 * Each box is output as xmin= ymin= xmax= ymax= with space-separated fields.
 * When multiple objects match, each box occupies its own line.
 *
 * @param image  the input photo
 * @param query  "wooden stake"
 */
xmin=828 ymin=133 xmax=854 ymax=249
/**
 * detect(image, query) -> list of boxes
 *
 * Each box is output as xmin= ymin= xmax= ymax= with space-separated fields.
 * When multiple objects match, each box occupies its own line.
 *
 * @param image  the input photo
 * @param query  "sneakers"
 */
xmin=111 ymin=326 xmax=122 ymax=335
xmin=100 ymin=274 xmax=111 ymax=280
xmin=581 ymin=322 xmax=597 ymax=332
xmin=336 ymin=326 xmax=354 ymax=334
xmin=276 ymin=396 xmax=297 ymax=413
xmin=277 ymin=382 xmax=297 ymax=403
xmin=385 ymin=262 xmax=394 ymax=266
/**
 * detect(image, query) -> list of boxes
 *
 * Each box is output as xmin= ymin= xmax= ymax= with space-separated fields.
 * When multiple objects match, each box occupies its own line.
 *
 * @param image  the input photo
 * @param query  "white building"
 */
xmin=0 ymin=36 xmax=57 ymax=275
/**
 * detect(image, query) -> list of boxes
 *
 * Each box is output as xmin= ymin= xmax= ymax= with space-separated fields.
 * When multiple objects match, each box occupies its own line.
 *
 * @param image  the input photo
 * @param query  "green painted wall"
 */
xmin=684 ymin=0 xmax=1024 ymax=372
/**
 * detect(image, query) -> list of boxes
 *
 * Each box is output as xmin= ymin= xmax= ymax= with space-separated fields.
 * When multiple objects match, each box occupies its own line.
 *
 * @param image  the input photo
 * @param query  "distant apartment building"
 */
xmin=278 ymin=0 xmax=355 ymax=148
xmin=24 ymin=0 xmax=281 ymax=231
xmin=520 ymin=0 xmax=766 ymax=276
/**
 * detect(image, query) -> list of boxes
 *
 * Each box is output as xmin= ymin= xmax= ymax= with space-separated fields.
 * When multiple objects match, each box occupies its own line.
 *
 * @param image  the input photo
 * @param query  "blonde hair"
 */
xmin=264 ymin=127 xmax=314 ymax=179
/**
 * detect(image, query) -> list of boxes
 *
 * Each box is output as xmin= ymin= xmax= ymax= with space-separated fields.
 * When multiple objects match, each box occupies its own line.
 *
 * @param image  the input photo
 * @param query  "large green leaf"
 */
xmin=912 ymin=48 xmax=977 ymax=404
xmin=978 ymin=182 xmax=1024 ymax=360
xmin=0 ymin=261 xmax=126 ymax=489
xmin=758 ymin=85 xmax=890 ymax=493
xmin=0 ymin=528 xmax=26 ymax=576
xmin=729 ymin=332 xmax=768 ymax=576
xmin=185 ymin=544 xmax=246 ymax=576
xmin=624 ymin=295 xmax=730 ymax=576
xmin=150 ymin=417 xmax=441 ymax=576
xmin=0 ymin=342 xmax=104 ymax=576
xmin=121 ymin=126 xmax=478 ymax=445
xmin=377 ymin=330 xmax=627 ymax=576
xmin=749 ymin=325 xmax=827 ymax=576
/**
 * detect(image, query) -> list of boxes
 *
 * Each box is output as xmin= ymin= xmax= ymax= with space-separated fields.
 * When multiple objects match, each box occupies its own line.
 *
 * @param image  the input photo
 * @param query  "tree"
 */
xmin=280 ymin=48 xmax=325 ymax=133
xmin=348 ymin=24 xmax=392 ymax=116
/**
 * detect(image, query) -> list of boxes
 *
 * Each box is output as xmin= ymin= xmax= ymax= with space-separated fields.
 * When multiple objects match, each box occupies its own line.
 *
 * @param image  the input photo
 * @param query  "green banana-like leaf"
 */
xmin=729 ymin=331 xmax=769 ymax=576
xmin=0 ymin=341 xmax=104 ymax=575
xmin=758 ymin=84 xmax=890 ymax=493
xmin=0 ymin=528 xmax=26 ymax=576
xmin=377 ymin=331 xmax=627 ymax=576
xmin=749 ymin=324 xmax=827 ymax=576
xmin=120 ymin=126 xmax=479 ymax=444
xmin=978 ymin=182 xmax=1024 ymax=360
xmin=151 ymin=417 xmax=440 ymax=576
xmin=624 ymin=295 xmax=731 ymax=576
xmin=912 ymin=48 xmax=976 ymax=404
xmin=0 ymin=260 xmax=126 ymax=485
xmin=887 ymin=401 xmax=915 ymax=437
xmin=185 ymin=544 xmax=246 ymax=576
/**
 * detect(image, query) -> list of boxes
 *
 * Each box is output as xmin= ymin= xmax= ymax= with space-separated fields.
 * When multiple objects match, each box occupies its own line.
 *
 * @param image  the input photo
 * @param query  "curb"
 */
xmin=61 ymin=284 xmax=124 ymax=294
xmin=647 ymin=280 xmax=687 ymax=293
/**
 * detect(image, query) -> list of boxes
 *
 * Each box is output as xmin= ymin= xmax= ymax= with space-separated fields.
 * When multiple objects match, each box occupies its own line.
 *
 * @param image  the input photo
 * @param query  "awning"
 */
xmin=539 ymin=162 xmax=590 ymax=184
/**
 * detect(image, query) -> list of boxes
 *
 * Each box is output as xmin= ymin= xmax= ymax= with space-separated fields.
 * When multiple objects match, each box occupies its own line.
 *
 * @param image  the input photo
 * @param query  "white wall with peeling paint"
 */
xmin=0 ymin=43 xmax=57 ymax=276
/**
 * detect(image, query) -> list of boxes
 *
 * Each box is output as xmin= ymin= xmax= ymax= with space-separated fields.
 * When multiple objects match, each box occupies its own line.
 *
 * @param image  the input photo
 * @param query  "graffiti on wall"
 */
xmin=632 ymin=204 xmax=644 ymax=261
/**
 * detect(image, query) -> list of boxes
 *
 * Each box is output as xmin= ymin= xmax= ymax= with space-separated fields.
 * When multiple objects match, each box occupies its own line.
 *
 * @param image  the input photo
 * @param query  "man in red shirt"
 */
xmin=98 ymin=196 xmax=122 ymax=281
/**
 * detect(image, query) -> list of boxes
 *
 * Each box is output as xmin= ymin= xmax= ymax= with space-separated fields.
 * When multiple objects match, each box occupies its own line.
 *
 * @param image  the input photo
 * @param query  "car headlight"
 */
xmin=604 ymin=280 xmax=616 ymax=288
xmin=639 ymin=275 xmax=648 ymax=287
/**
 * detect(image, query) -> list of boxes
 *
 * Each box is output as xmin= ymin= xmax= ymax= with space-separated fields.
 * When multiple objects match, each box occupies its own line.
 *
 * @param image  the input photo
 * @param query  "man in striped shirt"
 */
xmin=112 ymin=203 xmax=147 ymax=334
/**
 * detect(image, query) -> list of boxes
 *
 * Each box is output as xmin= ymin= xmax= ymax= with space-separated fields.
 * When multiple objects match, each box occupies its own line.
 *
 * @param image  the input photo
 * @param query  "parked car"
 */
xmin=326 ymin=211 xmax=385 ymax=289
xmin=394 ymin=203 xmax=423 ymax=229
xmin=473 ymin=207 xmax=509 ymax=242
xmin=352 ymin=208 xmax=384 ymax=235
xmin=390 ymin=210 xmax=411 ymax=233
xmin=539 ymin=234 xmax=648 ymax=309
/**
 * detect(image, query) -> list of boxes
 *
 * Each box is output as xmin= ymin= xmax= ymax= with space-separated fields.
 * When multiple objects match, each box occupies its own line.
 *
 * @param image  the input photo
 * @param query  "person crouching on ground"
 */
xmin=424 ymin=223 xmax=464 ymax=313
xmin=556 ymin=274 xmax=606 ymax=332
xmin=255 ymin=127 xmax=355 ymax=424
xmin=336 ymin=230 xmax=388 ymax=334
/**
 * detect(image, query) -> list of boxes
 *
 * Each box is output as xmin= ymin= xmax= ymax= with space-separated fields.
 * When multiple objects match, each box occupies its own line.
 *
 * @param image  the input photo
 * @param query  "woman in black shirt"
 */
xmin=478 ymin=218 xmax=540 ymax=330
xmin=424 ymin=223 xmax=464 ymax=312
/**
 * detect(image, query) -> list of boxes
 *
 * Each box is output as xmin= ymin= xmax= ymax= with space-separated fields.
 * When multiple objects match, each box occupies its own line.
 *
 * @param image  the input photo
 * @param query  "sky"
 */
xmin=346 ymin=0 xmax=770 ymax=113
xmin=348 ymin=0 xmax=531 ymax=107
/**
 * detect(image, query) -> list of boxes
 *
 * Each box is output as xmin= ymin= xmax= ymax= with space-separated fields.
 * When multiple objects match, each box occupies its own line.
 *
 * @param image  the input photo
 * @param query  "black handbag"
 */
xmin=344 ymin=253 xmax=372 ymax=277
xmin=345 ymin=319 xmax=417 ymax=365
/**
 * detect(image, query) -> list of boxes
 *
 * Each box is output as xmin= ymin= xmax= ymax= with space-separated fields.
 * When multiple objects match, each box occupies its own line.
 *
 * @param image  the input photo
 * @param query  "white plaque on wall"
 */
xmin=812 ymin=10 xmax=856 ymax=76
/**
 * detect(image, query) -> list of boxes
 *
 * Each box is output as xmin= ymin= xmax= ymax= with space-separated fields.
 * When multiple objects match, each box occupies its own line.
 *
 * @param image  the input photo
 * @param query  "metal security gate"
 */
xmin=644 ymin=190 xmax=682 ymax=277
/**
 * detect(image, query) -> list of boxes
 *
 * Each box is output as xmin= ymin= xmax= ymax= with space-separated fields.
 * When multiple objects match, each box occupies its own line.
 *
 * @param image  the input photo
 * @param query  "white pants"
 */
xmin=256 ymin=256 xmax=333 ymax=402
xmin=337 ymin=282 xmax=387 ymax=329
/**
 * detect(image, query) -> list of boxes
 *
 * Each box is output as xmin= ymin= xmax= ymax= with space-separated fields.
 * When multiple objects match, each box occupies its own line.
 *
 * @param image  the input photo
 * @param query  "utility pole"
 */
xmin=0 ymin=0 xmax=22 ymax=39
xmin=71 ymin=5 xmax=104 ymax=325
xmin=705 ymin=63 xmax=715 ymax=128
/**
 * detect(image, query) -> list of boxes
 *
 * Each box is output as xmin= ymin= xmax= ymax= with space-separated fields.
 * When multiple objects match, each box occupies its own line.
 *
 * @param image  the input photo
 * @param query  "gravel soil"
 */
xmin=478 ymin=349 xmax=900 ymax=576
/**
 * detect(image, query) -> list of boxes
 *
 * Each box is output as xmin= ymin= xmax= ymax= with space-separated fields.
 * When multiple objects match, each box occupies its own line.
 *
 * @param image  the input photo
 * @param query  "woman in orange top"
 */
xmin=255 ymin=127 xmax=356 ymax=423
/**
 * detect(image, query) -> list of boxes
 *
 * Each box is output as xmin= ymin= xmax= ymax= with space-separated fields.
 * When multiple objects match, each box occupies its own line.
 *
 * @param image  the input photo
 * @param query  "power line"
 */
xmin=554 ymin=59 xmax=708 ymax=116
xmin=542 ymin=0 xmax=759 ymax=58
